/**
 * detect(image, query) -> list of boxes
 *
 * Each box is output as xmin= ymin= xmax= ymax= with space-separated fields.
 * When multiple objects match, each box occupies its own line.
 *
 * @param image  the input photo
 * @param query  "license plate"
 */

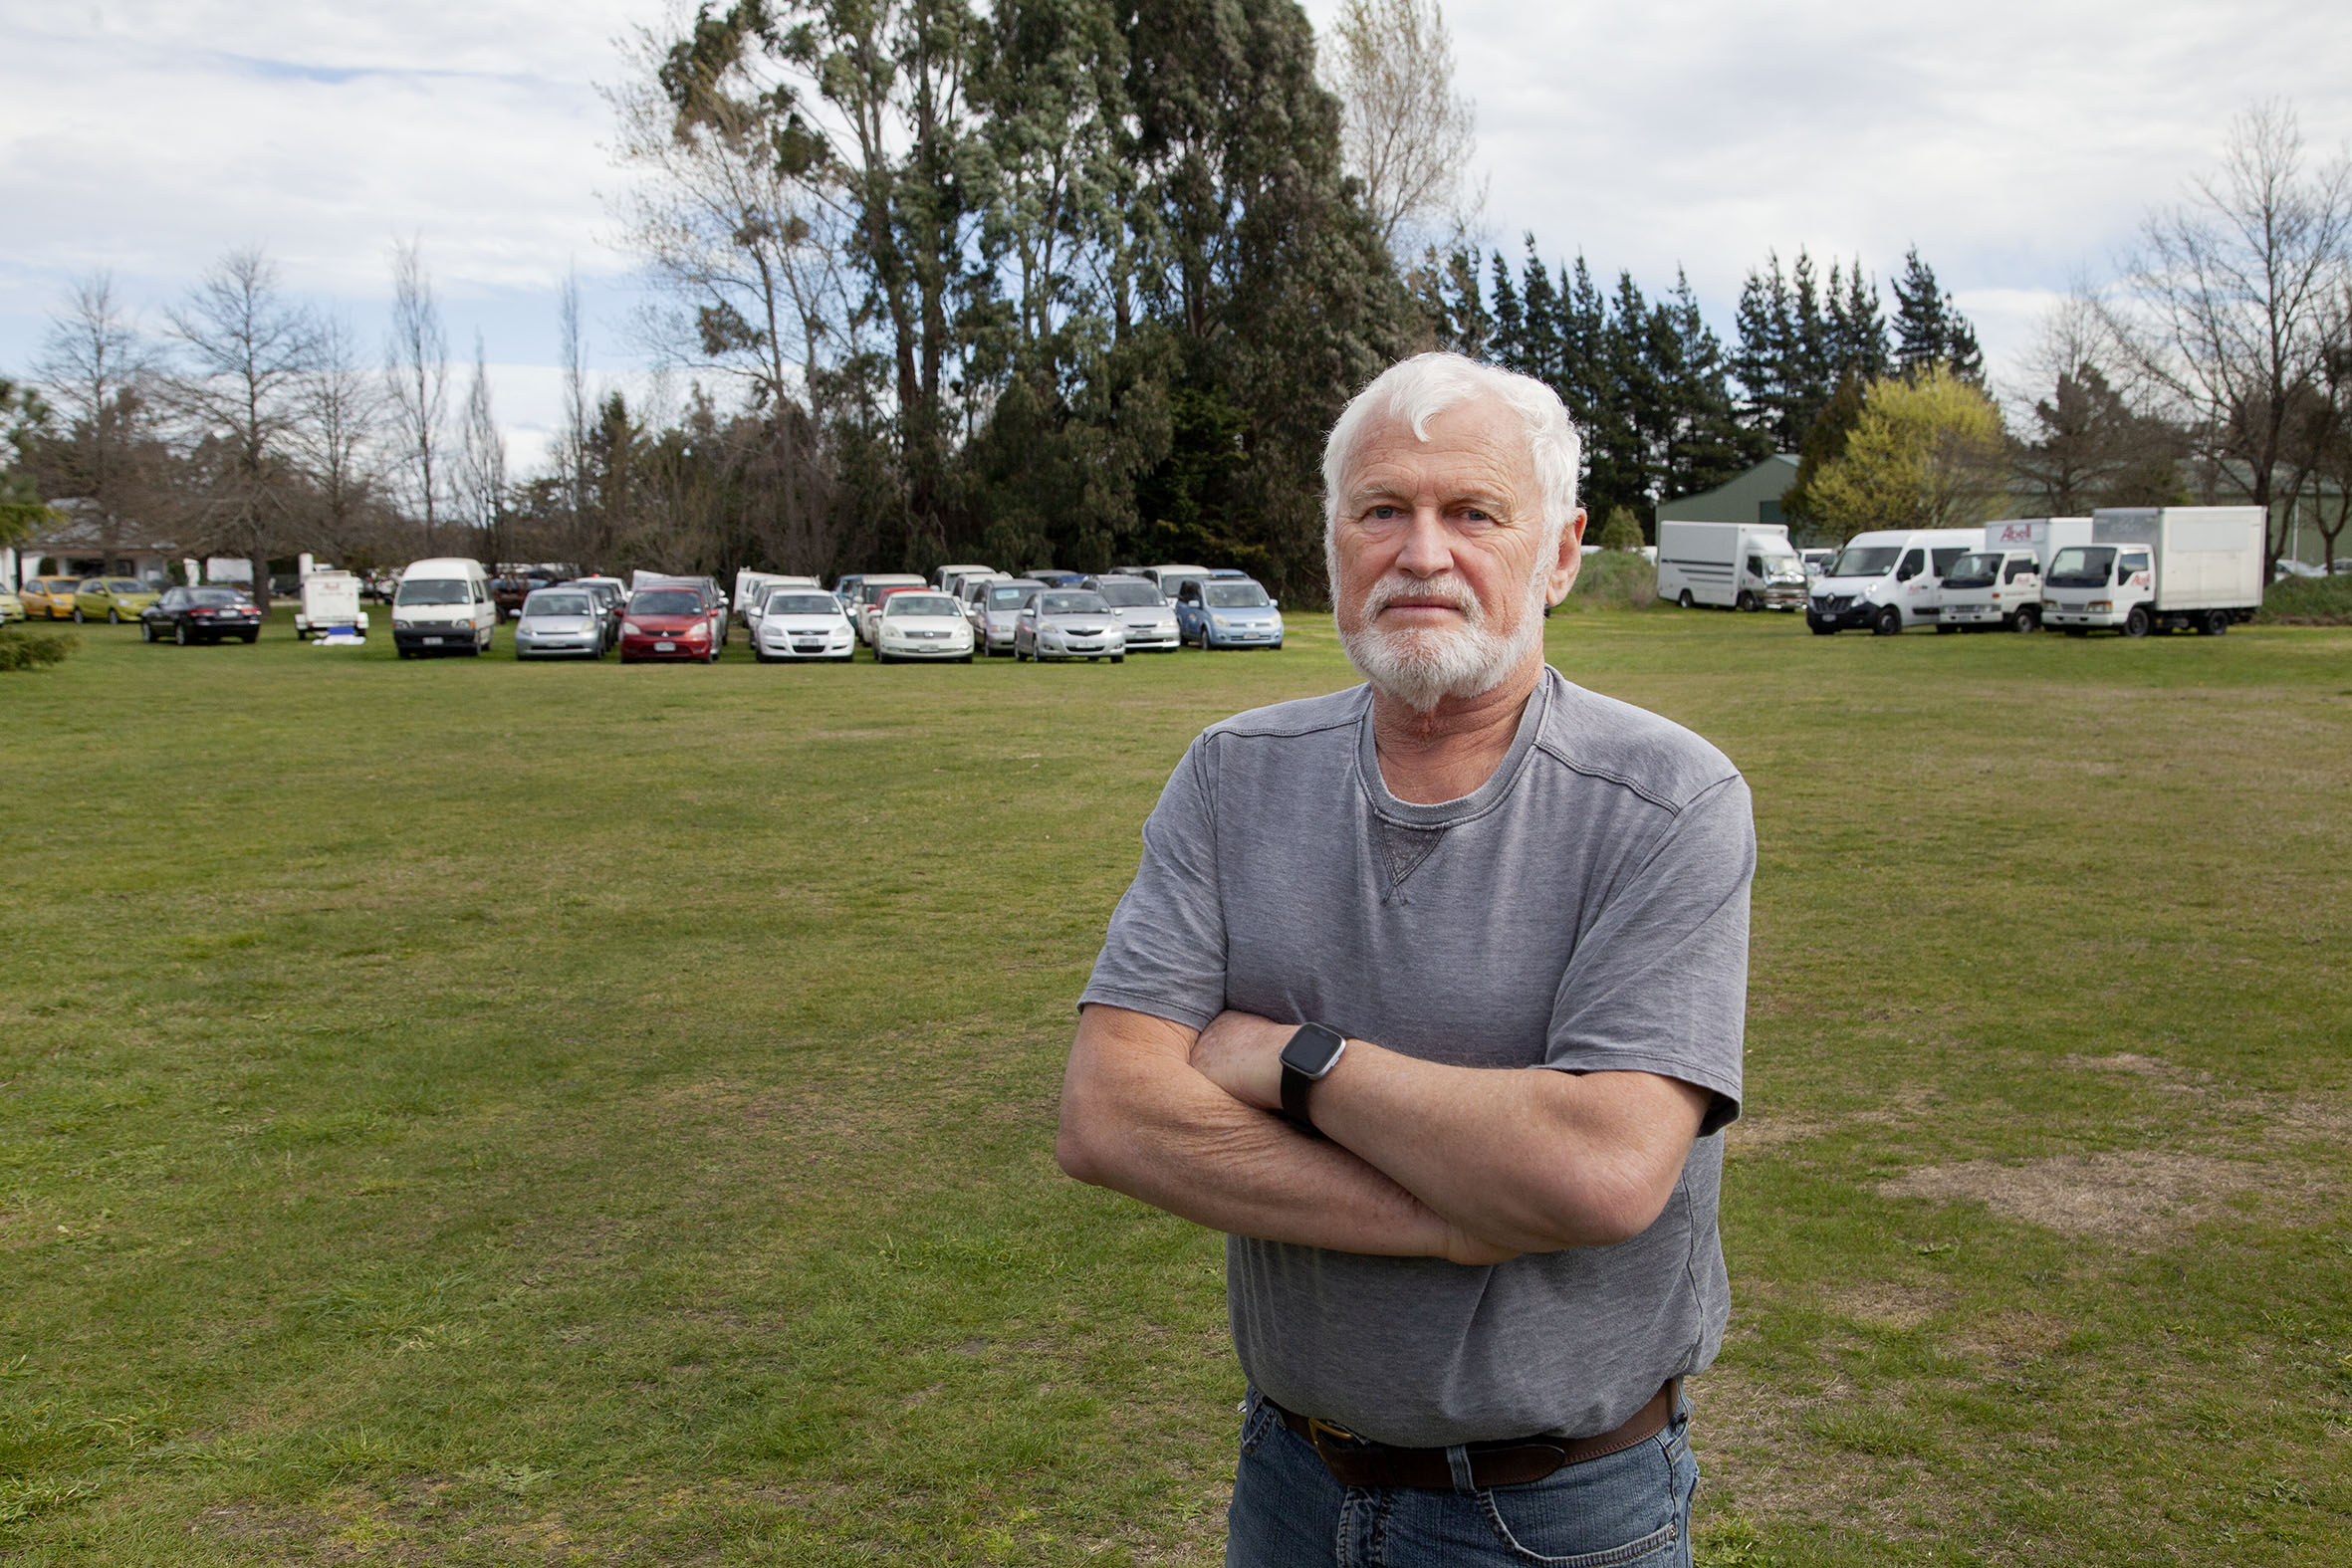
xmin=655 ymin=641 xmax=676 ymax=652
xmin=423 ymin=636 xmax=444 ymax=645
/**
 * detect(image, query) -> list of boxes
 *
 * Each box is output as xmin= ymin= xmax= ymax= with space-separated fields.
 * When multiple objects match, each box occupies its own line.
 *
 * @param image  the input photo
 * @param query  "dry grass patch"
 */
xmin=1879 ymin=1150 xmax=2263 ymax=1244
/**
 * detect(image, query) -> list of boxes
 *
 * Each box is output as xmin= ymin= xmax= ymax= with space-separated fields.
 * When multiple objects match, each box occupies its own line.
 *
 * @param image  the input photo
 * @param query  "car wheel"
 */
xmin=1736 ymin=590 xmax=1755 ymax=612
xmin=961 ymin=652 xmax=974 ymax=663
xmin=2123 ymin=605 xmax=2151 ymax=638
xmin=108 ymin=607 xmax=120 ymax=623
xmin=242 ymin=632 xmax=258 ymax=644
xmin=1677 ymin=590 xmax=1694 ymax=609
xmin=174 ymin=622 xmax=188 ymax=645
xmin=1111 ymin=654 xmax=1124 ymax=664
xmin=140 ymin=621 xmax=154 ymax=642
xmin=72 ymin=606 xmax=85 ymax=623
xmin=1873 ymin=605 xmax=1903 ymax=636
xmin=2014 ymin=605 xmax=2040 ymax=634
xmin=2201 ymin=609 xmax=2230 ymax=636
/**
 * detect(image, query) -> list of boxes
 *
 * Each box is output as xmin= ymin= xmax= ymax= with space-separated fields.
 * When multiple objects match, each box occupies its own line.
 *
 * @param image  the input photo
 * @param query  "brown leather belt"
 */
xmin=1269 ymin=1378 xmax=1679 ymax=1491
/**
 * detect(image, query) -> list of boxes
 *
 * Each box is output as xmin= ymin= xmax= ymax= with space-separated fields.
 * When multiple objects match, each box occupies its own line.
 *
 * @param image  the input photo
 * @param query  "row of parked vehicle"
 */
xmin=1653 ymin=508 xmax=2270 ymax=638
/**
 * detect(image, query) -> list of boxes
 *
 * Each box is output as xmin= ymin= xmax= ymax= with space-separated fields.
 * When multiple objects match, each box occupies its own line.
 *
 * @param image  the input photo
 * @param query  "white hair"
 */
xmin=1319 ymin=353 xmax=1582 ymax=711
xmin=1321 ymin=352 xmax=1582 ymax=548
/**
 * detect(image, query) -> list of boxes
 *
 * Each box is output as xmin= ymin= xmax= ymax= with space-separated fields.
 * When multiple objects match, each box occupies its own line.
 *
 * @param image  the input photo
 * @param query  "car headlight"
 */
xmin=1212 ymin=615 xmax=1231 ymax=628
xmin=622 ymin=620 xmax=643 ymax=635
xmin=2088 ymin=600 xmax=2111 ymax=612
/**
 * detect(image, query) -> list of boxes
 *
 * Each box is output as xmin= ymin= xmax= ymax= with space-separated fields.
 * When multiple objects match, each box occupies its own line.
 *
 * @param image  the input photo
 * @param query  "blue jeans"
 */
xmin=1226 ymin=1388 xmax=1697 ymax=1567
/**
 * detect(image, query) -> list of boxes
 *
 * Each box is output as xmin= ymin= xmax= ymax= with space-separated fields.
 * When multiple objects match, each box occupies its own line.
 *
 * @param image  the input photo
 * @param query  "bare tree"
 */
xmin=2007 ymin=289 xmax=2188 ymax=513
xmin=33 ymin=272 xmax=156 ymax=567
xmin=2108 ymin=101 xmax=2352 ymax=570
xmin=454 ymin=334 xmax=508 ymax=569
xmin=385 ymin=236 xmax=451 ymax=553
xmin=558 ymin=267 xmax=596 ymax=560
xmin=1320 ymin=0 xmax=1480 ymax=254
xmin=163 ymin=248 xmax=320 ymax=602
xmin=295 ymin=314 xmax=390 ymax=563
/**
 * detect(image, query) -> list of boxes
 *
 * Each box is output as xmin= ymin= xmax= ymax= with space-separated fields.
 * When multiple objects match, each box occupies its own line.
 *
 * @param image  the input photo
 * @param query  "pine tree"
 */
xmin=1516 ymin=235 xmax=1562 ymax=389
xmin=1825 ymin=261 xmax=1888 ymax=381
xmin=1891 ymin=246 xmax=1983 ymax=380
xmin=1659 ymin=270 xmax=1768 ymax=500
xmin=1785 ymin=250 xmax=1833 ymax=439
xmin=1488 ymin=251 xmax=1526 ymax=373
xmin=1731 ymin=253 xmax=1797 ymax=449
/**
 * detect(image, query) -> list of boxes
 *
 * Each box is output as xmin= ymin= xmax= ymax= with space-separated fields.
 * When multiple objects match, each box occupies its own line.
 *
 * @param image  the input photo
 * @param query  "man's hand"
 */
xmin=1188 ymin=1009 xmax=1294 ymax=1112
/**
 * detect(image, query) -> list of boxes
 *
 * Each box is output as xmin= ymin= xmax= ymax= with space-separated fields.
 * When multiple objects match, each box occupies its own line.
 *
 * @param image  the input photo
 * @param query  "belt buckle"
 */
xmin=1305 ymin=1416 xmax=1359 ymax=1450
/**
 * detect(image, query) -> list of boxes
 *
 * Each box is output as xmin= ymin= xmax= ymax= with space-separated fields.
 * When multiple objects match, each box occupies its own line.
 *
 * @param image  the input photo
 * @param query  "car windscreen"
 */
xmin=1757 ymin=552 xmax=1801 ymax=573
xmin=988 ymin=585 xmax=1037 ymax=608
xmin=1040 ymin=591 xmax=1108 ymax=615
xmin=630 ymin=589 xmax=704 ymax=615
xmin=189 ymin=589 xmax=246 ymax=606
xmin=396 ymin=579 xmax=471 ymax=605
xmin=525 ymin=593 xmax=592 ymax=616
xmin=767 ymin=593 xmax=838 ymax=615
xmin=884 ymin=594 xmax=959 ymax=616
xmin=1826 ymin=547 xmax=1900 ymax=577
xmin=1095 ymin=582 xmax=1164 ymax=606
xmin=1930 ymin=548 xmax=1969 ymax=576
xmin=1205 ymin=581 xmax=1271 ymax=607
xmin=2046 ymin=548 xmax=2115 ymax=586
xmin=1943 ymin=554 xmax=2000 ymax=587
xmin=858 ymin=579 xmax=922 ymax=603
xmin=109 ymin=579 xmax=143 ymax=593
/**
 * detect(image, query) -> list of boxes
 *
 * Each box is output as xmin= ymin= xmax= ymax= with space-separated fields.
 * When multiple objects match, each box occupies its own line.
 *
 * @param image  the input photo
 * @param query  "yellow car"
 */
xmin=73 ymin=577 xmax=161 ymax=624
xmin=21 ymin=576 xmax=84 ymax=619
xmin=0 ymin=589 xmax=24 ymax=623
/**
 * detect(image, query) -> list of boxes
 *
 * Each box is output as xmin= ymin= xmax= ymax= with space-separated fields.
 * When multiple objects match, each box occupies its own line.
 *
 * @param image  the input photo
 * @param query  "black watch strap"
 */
xmin=1279 ymin=1023 xmax=1348 ymax=1136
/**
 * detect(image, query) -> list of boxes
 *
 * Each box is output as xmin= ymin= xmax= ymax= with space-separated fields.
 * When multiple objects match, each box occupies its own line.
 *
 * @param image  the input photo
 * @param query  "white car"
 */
xmin=744 ymin=576 xmax=823 ymax=637
xmin=872 ymin=589 xmax=975 ymax=662
xmin=853 ymin=574 xmax=927 ymax=644
xmin=1015 ymin=588 xmax=1126 ymax=662
xmin=754 ymin=587 xmax=857 ymax=662
xmin=975 ymin=578 xmax=1045 ymax=656
xmin=1084 ymin=573 xmax=1180 ymax=650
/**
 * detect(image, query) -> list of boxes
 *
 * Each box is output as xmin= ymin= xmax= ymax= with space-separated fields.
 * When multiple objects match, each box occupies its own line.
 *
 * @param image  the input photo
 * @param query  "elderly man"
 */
xmin=1057 ymin=352 xmax=1751 ymax=1567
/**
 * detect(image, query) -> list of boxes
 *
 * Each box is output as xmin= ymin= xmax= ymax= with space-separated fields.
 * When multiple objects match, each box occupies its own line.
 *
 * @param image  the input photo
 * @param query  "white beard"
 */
xmin=1332 ymin=563 xmax=1550 ymax=713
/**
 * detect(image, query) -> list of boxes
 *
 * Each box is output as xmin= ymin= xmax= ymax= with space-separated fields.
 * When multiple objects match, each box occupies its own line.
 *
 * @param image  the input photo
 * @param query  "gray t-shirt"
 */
xmin=1079 ymin=667 xmax=1752 ymax=1448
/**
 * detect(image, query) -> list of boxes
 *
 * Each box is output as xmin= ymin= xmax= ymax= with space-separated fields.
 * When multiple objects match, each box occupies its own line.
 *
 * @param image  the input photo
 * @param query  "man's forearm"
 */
xmin=1056 ymin=1006 xmax=1486 ymax=1259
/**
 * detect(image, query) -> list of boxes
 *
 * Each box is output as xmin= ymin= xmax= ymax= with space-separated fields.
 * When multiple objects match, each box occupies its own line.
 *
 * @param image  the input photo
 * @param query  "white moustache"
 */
xmin=1360 ymin=575 xmax=1484 ymax=626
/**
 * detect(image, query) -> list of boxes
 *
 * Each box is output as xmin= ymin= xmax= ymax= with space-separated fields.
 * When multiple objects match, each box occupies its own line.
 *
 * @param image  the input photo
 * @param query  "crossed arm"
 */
xmin=1055 ymin=1005 xmax=1710 ymax=1263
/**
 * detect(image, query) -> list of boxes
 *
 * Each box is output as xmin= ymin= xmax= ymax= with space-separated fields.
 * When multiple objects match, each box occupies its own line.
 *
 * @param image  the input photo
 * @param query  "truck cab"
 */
xmin=2041 ymin=545 xmax=2155 ymax=635
xmin=1936 ymin=549 xmax=2044 ymax=632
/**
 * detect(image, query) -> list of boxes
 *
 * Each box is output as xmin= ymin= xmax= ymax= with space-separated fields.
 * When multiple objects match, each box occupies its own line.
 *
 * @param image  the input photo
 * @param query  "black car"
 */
xmin=142 ymin=586 xmax=263 ymax=644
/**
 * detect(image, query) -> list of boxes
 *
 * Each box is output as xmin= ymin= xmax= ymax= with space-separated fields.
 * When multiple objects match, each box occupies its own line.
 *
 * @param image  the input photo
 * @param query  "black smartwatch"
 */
xmin=1279 ymin=1023 xmax=1349 ymax=1137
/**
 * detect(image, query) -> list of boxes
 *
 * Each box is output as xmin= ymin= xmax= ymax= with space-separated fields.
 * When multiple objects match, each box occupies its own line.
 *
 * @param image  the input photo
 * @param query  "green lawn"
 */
xmin=3 ymin=608 xmax=2349 ymax=1564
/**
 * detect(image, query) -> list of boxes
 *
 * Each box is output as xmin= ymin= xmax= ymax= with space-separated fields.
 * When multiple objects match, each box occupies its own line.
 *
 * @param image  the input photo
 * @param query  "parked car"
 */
xmin=754 ymin=587 xmax=856 ymax=662
xmin=976 ymin=578 xmax=1045 ymax=656
xmin=391 ymin=557 xmax=498 ymax=657
xmin=954 ymin=571 xmax=1008 ymax=630
xmin=1026 ymin=569 xmax=1087 ymax=588
xmin=1141 ymin=563 xmax=1212 ymax=605
xmin=0 ymin=588 xmax=25 ymax=622
xmin=1015 ymin=588 xmax=1125 ymax=663
xmin=932 ymin=563 xmax=996 ymax=594
xmin=620 ymin=583 xmax=726 ymax=662
xmin=141 ymin=586 xmax=262 ymax=644
xmin=1804 ymin=528 xmax=1984 ymax=635
xmin=630 ymin=572 xmax=732 ymax=643
xmin=742 ymin=576 xmax=823 ymax=638
xmin=513 ymin=586 xmax=607 ymax=660
xmin=1175 ymin=575 xmax=1284 ymax=648
xmin=873 ymin=589 xmax=976 ymax=662
xmin=1082 ymin=573 xmax=1180 ymax=651
xmin=489 ymin=573 xmax=556 ymax=620
xmin=854 ymin=575 xmax=929 ymax=644
xmin=73 ymin=577 xmax=161 ymax=623
xmin=558 ymin=578 xmax=627 ymax=649
xmin=21 ymin=576 xmax=83 ymax=619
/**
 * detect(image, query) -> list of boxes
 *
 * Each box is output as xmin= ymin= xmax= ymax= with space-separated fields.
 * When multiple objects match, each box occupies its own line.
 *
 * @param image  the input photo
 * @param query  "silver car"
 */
xmin=1015 ymin=588 xmax=1126 ymax=663
xmin=1083 ymin=573 xmax=1180 ymax=651
xmin=976 ymin=578 xmax=1046 ymax=657
xmin=513 ymin=587 xmax=605 ymax=660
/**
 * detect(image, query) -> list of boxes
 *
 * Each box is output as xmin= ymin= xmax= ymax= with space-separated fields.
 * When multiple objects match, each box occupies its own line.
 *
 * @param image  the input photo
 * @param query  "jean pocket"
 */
xmin=1238 ymin=1390 xmax=1282 ymax=1457
xmin=1477 ymin=1440 xmax=1686 ymax=1566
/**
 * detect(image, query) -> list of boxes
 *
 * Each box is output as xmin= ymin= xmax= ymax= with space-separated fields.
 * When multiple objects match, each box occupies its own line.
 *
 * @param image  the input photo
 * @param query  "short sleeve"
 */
xmin=1542 ymin=773 xmax=1752 ymax=1136
xmin=1078 ymin=736 xmax=1229 ymax=1030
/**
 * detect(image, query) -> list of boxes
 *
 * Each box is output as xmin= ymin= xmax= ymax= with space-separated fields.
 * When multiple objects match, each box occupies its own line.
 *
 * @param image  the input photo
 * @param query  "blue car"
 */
xmin=1174 ymin=575 xmax=1285 ymax=649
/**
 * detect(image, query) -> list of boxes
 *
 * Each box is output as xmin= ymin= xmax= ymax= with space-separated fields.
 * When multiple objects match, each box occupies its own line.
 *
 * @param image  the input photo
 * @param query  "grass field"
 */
xmin=4 ymin=607 xmax=2350 ymax=1564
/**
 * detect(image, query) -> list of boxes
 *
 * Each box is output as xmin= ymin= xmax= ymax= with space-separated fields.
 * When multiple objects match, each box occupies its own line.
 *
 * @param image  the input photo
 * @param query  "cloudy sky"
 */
xmin=5 ymin=0 xmax=2350 ymax=469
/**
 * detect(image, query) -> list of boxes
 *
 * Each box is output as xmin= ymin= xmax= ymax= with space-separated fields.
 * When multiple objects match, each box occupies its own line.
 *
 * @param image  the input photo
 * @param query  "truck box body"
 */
xmin=1982 ymin=517 xmax=2093 ymax=570
xmin=2041 ymin=507 xmax=2263 ymax=635
xmin=1656 ymin=522 xmax=1805 ymax=610
xmin=294 ymin=569 xmax=366 ymax=638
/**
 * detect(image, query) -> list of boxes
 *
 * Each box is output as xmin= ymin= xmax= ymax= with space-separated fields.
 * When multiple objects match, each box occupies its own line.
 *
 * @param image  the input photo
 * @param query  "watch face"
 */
xmin=1281 ymin=1023 xmax=1347 ymax=1080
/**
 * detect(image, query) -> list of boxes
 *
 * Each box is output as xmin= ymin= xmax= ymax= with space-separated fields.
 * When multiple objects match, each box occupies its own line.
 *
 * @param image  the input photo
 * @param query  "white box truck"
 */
xmin=1656 ymin=522 xmax=1807 ymax=611
xmin=2041 ymin=507 xmax=2264 ymax=637
xmin=293 ymin=568 xmax=367 ymax=640
xmin=1804 ymin=527 xmax=1985 ymax=634
xmin=1938 ymin=518 xmax=2092 ymax=632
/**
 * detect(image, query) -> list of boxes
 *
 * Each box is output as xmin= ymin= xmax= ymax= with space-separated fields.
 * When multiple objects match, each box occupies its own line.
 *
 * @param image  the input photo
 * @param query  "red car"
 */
xmin=619 ymin=584 xmax=724 ymax=663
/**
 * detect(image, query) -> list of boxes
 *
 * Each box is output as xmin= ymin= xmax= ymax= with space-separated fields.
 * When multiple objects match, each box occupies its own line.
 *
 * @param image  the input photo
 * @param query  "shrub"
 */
xmin=2257 ymin=572 xmax=2352 ymax=625
xmin=0 ymin=629 xmax=80 ymax=672
xmin=1561 ymin=550 xmax=1658 ymax=611
xmin=1598 ymin=507 xmax=1646 ymax=552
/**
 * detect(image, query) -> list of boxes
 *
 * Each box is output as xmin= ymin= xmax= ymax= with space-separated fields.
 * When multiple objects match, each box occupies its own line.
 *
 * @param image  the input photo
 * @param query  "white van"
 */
xmin=390 ymin=557 xmax=497 ymax=657
xmin=1656 ymin=522 xmax=1806 ymax=610
xmin=1805 ymin=528 xmax=1984 ymax=635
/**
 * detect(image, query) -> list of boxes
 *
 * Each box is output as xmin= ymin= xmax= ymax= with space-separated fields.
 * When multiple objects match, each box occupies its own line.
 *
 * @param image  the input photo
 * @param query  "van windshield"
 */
xmin=2047 ymin=548 xmax=2116 ymax=587
xmin=396 ymin=579 xmax=470 ymax=606
xmin=1826 ymin=547 xmax=1900 ymax=578
xmin=1943 ymin=553 xmax=2001 ymax=588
